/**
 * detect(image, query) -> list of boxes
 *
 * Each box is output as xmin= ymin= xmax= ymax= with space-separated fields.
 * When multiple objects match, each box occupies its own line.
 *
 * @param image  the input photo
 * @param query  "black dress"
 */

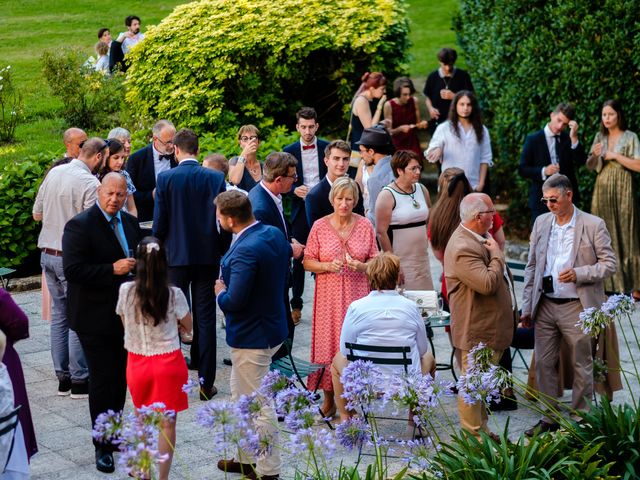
xmin=350 ymin=96 xmax=377 ymax=150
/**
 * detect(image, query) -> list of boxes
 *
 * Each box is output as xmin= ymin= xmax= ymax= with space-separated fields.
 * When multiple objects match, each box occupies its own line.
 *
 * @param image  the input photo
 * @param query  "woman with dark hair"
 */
xmin=349 ymin=72 xmax=387 ymax=149
xmin=587 ymin=99 xmax=640 ymax=295
xmin=115 ymin=237 xmax=192 ymax=480
xmin=98 ymin=138 xmax=138 ymax=217
xmin=375 ymin=150 xmax=434 ymax=289
xmin=426 ymin=90 xmax=492 ymax=192
xmin=383 ymin=77 xmax=427 ymax=155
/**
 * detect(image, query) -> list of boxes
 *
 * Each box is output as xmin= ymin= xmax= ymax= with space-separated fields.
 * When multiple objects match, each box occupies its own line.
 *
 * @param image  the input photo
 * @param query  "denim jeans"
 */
xmin=41 ymin=252 xmax=88 ymax=382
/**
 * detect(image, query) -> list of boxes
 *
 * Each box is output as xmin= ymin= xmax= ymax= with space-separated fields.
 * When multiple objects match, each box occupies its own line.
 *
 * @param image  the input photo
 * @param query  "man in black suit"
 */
xmin=305 ymin=140 xmax=365 ymax=228
xmin=153 ymin=128 xmax=229 ymax=400
xmin=283 ymin=107 xmax=329 ymax=324
xmin=248 ymin=152 xmax=305 ymax=358
xmin=519 ymin=103 xmax=586 ymax=224
xmin=63 ymin=173 xmax=142 ymax=473
xmin=126 ymin=119 xmax=177 ymax=222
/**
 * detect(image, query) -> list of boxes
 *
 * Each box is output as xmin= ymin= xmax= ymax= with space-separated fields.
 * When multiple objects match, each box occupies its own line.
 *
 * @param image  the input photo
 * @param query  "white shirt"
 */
xmin=259 ymin=181 xmax=287 ymax=234
xmin=301 ymin=138 xmax=321 ymax=189
xmin=339 ymin=290 xmax=430 ymax=375
xmin=541 ymin=124 xmax=581 ymax=180
xmin=152 ymin=145 xmax=172 ymax=180
xmin=121 ymin=33 xmax=144 ymax=54
xmin=427 ymin=121 xmax=492 ymax=190
xmin=543 ymin=207 xmax=579 ymax=298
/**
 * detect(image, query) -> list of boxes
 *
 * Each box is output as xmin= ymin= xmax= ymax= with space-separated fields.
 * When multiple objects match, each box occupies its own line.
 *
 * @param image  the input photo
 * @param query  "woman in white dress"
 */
xmin=375 ymin=150 xmax=434 ymax=290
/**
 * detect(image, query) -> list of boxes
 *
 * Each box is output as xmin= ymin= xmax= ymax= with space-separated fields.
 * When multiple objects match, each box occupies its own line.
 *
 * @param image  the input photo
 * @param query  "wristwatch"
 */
xmin=237 ymin=156 xmax=246 ymax=165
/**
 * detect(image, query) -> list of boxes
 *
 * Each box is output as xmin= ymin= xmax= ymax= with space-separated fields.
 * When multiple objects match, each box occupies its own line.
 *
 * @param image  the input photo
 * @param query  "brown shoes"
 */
xmin=217 ymin=458 xmax=255 ymax=474
xmin=291 ymin=308 xmax=302 ymax=326
xmin=524 ymin=420 xmax=560 ymax=437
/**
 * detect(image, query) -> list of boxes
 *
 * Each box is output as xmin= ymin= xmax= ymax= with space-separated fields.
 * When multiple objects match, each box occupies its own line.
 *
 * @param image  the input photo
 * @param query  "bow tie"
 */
xmin=159 ymin=154 xmax=173 ymax=161
xmin=302 ymin=145 xmax=315 ymax=151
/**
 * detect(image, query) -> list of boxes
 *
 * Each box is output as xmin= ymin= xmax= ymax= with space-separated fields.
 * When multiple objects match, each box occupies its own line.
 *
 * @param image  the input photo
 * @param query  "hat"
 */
xmin=356 ymin=127 xmax=392 ymax=147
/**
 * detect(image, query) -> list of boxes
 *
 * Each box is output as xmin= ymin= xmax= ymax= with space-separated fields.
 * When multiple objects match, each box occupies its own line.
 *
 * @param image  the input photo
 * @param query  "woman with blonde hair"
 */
xmin=228 ymin=125 xmax=263 ymax=192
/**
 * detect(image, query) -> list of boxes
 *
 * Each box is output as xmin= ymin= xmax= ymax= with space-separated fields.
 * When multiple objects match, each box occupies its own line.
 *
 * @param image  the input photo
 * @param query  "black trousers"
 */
xmin=290 ymin=212 xmax=310 ymax=312
xmin=76 ymin=332 xmax=127 ymax=451
xmin=169 ymin=264 xmax=218 ymax=390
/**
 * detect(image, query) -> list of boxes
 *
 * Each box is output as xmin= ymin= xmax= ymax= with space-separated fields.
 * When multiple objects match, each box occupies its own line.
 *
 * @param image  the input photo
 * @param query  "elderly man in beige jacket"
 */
xmin=444 ymin=193 xmax=516 ymax=439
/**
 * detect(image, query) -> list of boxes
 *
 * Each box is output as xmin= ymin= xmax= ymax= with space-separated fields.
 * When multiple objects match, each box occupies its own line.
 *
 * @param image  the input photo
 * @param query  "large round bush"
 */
xmin=125 ymin=0 xmax=409 ymax=132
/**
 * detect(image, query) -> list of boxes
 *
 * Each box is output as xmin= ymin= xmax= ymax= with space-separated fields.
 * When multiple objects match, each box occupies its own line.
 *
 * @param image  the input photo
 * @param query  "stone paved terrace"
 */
xmin=9 ymin=253 xmax=640 ymax=479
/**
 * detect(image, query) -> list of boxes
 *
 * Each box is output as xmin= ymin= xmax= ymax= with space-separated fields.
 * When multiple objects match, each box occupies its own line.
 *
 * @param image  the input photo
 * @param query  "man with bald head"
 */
xmin=50 ymin=128 xmax=88 ymax=168
xmin=444 ymin=193 xmax=516 ymax=440
xmin=126 ymin=119 xmax=178 ymax=221
xmin=33 ymin=137 xmax=109 ymax=399
xmin=63 ymin=172 xmax=142 ymax=473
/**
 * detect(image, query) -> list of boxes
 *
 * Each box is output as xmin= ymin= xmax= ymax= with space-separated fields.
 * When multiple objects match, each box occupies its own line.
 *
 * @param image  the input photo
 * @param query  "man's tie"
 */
xmin=553 ymin=135 xmax=561 ymax=165
xmin=302 ymin=145 xmax=315 ymax=151
xmin=159 ymin=154 xmax=174 ymax=162
xmin=110 ymin=217 xmax=128 ymax=256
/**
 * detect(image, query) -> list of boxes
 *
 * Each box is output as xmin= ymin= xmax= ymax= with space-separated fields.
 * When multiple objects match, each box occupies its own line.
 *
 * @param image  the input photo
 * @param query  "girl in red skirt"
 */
xmin=116 ymin=236 xmax=192 ymax=480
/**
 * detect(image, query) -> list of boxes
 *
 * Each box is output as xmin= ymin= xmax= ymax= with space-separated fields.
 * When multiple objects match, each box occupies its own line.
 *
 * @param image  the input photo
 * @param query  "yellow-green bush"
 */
xmin=125 ymin=0 xmax=409 ymax=133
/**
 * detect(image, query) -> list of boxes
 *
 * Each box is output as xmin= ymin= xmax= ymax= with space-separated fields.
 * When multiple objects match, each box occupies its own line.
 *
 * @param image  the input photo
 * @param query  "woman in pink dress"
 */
xmin=303 ymin=177 xmax=379 ymax=417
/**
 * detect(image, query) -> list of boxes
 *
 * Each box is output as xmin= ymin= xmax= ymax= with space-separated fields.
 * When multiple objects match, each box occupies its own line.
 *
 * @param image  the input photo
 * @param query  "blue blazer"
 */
xmin=248 ymin=183 xmax=290 ymax=240
xmin=218 ymin=223 xmax=291 ymax=349
xmin=519 ymin=129 xmax=586 ymax=209
xmin=283 ymin=139 xmax=329 ymax=227
xmin=153 ymin=159 xmax=228 ymax=266
xmin=305 ymin=177 xmax=365 ymax=229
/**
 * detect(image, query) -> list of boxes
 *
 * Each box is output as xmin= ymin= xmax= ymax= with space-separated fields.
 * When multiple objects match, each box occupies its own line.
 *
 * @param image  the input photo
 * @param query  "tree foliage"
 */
xmin=454 ymin=0 xmax=640 ymax=233
xmin=125 ymin=0 xmax=410 ymax=134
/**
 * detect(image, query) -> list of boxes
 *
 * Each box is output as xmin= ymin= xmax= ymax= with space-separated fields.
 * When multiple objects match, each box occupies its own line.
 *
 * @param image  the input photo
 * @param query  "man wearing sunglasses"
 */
xmin=521 ymin=174 xmax=616 ymax=437
xmin=519 ymin=103 xmax=587 ymax=224
xmin=126 ymin=119 xmax=177 ymax=222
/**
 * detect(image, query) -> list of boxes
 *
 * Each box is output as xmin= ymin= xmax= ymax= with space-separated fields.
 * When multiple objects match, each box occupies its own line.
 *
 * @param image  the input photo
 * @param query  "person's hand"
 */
xmin=152 ymin=188 xmax=156 ymax=200
xmin=291 ymin=239 xmax=305 ymax=259
xmin=603 ymin=150 xmax=618 ymax=161
xmin=484 ymin=237 xmax=502 ymax=257
xmin=428 ymin=106 xmax=440 ymax=120
xmin=113 ymin=258 xmax=135 ymax=275
xmin=520 ymin=313 xmax=532 ymax=328
xmin=417 ymin=120 xmax=429 ymax=129
xmin=241 ymin=139 xmax=258 ymax=158
xmin=214 ymin=278 xmax=226 ymax=296
xmin=426 ymin=147 xmax=442 ymax=163
xmin=346 ymin=256 xmax=364 ymax=273
xmin=544 ymin=164 xmax=560 ymax=176
xmin=592 ymin=142 xmax=603 ymax=158
xmin=558 ymin=268 xmax=577 ymax=283
xmin=377 ymin=95 xmax=387 ymax=111
xmin=325 ymin=259 xmax=343 ymax=273
xmin=569 ymin=120 xmax=579 ymax=142
xmin=440 ymin=89 xmax=454 ymax=100
xmin=294 ymin=185 xmax=309 ymax=199
xmin=398 ymin=124 xmax=412 ymax=134
xmin=474 ymin=183 xmax=484 ymax=192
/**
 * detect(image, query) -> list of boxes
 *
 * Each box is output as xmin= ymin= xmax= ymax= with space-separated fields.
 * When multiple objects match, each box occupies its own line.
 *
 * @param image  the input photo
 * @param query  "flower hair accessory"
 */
xmin=146 ymin=242 xmax=160 ymax=254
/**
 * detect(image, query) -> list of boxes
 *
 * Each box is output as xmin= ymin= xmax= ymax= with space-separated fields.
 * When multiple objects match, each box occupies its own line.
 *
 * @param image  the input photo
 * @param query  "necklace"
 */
xmin=394 ymin=182 xmax=420 ymax=209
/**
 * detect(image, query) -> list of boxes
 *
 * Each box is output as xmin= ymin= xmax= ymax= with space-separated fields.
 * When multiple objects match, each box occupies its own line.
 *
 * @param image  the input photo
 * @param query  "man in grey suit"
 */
xmin=521 ymin=174 xmax=616 ymax=437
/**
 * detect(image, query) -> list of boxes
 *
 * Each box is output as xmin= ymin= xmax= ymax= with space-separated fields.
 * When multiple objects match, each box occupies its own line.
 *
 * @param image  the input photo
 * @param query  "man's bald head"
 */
xmin=63 ymin=128 xmax=87 ymax=159
xmin=98 ymin=172 xmax=128 ymax=215
xmin=78 ymin=138 xmax=109 ymax=174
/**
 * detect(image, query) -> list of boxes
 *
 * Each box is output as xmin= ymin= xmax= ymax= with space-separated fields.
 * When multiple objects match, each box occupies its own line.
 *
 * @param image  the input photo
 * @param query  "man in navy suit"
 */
xmin=519 ymin=103 xmax=586 ymax=224
xmin=63 ymin=173 xmax=142 ymax=473
xmin=248 ymin=152 xmax=305 ymax=358
xmin=126 ymin=120 xmax=177 ymax=222
xmin=305 ymin=140 xmax=365 ymax=228
xmin=153 ymin=128 xmax=229 ymax=400
xmin=283 ymin=107 xmax=329 ymax=324
xmin=215 ymin=191 xmax=289 ymax=480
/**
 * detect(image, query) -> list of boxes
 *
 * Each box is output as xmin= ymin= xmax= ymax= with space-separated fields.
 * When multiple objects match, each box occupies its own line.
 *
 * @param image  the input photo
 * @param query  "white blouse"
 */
xmin=116 ymin=282 xmax=189 ymax=356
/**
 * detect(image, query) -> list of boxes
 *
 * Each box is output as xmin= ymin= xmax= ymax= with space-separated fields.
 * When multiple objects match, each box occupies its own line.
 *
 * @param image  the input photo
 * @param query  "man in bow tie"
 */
xmin=126 ymin=119 xmax=177 ymax=222
xmin=283 ymin=107 xmax=329 ymax=325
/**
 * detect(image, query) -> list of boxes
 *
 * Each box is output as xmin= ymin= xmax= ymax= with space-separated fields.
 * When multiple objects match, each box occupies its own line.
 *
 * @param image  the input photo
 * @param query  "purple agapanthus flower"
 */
xmin=576 ymin=306 xmax=609 ymax=337
xmin=335 ymin=416 xmax=371 ymax=450
xmin=182 ymin=377 xmax=200 ymax=395
xmin=401 ymin=437 xmax=433 ymax=470
xmin=340 ymin=360 xmax=386 ymax=413
xmin=259 ymin=370 xmax=291 ymax=398
xmin=287 ymin=427 xmax=336 ymax=459
xmin=92 ymin=410 xmax=123 ymax=444
xmin=275 ymin=386 xmax=316 ymax=417
xmin=601 ymin=293 xmax=634 ymax=318
xmin=457 ymin=364 xmax=503 ymax=406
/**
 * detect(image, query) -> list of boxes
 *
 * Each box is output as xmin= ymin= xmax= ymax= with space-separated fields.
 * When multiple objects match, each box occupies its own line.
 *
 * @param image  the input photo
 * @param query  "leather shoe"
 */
xmin=185 ymin=356 xmax=199 ymax=371
xmin=217 ymin=458 xmax=255 ymax=474
xmin=524 ymin=420 xmax=560 ymax=437
xmin=223 ymin=358 xmax=232 ymax=366
xmin=200 ymin=385 xmax=218 ymax=401
xmin=488 ymin=393 xmax=518 ymax=413
xmin=95 ymin=448 xmax=115 ymax=473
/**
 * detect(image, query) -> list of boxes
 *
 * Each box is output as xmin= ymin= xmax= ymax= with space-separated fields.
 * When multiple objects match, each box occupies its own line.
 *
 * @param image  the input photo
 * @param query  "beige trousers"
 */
xmin=534 ymin=298 xmax=592 ymax=423
xmin=457 ymin=348 xmax=503 ymax=438
xmin=230 ymin=344 xmax=282 ymax=476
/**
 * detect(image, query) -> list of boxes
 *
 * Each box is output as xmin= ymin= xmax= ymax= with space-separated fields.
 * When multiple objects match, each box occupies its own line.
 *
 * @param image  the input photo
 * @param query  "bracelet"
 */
xmin=237 ymin=156 xmax=246 ymax=165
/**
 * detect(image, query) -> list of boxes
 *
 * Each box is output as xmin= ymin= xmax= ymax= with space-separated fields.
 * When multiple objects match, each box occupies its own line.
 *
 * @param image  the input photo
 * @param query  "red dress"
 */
xmin=305 ymin=215 xmax=379 ymax=391
xmin=389 ymin=97 xmax=422 ymax=156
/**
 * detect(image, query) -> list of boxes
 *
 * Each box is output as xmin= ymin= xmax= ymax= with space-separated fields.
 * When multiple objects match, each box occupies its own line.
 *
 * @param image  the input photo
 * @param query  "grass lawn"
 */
xmin=0 ymin=0 xmax=460 ymax=166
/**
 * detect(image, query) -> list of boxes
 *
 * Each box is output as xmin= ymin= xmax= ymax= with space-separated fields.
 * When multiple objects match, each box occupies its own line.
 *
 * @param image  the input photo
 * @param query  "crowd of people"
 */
xmin=91 ymin=15 xmax=145 ymax=74
xmin=0 ymin=45 xmax=637 ymax=479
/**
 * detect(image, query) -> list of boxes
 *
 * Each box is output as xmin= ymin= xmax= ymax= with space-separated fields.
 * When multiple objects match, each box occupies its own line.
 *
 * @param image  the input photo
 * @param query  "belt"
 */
xmin=42 ymin=248 xmax=63 ymax=257
xmin=544 ymin=296 xmax=579 ymax=304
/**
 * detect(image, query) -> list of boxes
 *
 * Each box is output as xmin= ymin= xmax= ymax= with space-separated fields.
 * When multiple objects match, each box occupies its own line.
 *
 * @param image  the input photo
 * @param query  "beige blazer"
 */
xmin=521 ymin=208 xmax=617 ymax=319
xmin=444 ymin=225 xmax=516 ymax=351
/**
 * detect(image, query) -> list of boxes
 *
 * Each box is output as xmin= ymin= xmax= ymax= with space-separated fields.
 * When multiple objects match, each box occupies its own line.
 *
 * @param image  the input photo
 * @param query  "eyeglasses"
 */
xmin=406 ymin=166 xmax=422 ymax=172
xmin=156 ymin=137 xmax=173 ymax=146
xmin=240 ymin=136 xmax=259 ymax=142
xmin=540 ymin=197 xmax=559 ymax=204
xmin=283 ymin=173 xmax=298 ymax=181
xmin=477 ymin=210 xmax=495 ymax=215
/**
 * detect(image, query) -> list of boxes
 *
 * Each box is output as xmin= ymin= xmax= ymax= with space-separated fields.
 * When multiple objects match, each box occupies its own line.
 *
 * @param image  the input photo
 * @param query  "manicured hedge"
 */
xmin=125 ymin=0 xmax=410 ymax=133
xmin=454 ymin=0 xmax=640 ymax=233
